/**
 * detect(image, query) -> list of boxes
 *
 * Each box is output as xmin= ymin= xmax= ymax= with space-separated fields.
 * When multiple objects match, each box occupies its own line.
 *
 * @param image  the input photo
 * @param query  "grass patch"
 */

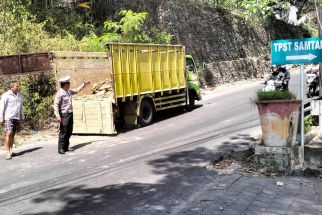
xmin=253 ymin=90 xmax=297 ymax=102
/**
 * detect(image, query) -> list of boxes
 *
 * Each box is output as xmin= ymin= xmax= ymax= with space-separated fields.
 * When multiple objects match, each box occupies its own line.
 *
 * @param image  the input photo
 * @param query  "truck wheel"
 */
xmin=188 ymin=94 xmax=195 ymax=110
xmin=138 ymin=100 xmax=154 ymax=126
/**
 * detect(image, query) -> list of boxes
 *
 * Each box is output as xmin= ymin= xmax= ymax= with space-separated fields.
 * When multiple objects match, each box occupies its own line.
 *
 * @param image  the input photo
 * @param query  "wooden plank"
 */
xmin=0 ymin=55 xmax=20 ymax=76
xmin=72 ymin=97 xmax=116 ymax=134
xmin=53 ymin=52 xmax=113 ymax=96
xmin=0 ymin=52 xmax=51 ymax=76
xmin=21 ymin=53 xmax=52 ymax=73
xmin=53 ymin=51 xmax=108 ymax=59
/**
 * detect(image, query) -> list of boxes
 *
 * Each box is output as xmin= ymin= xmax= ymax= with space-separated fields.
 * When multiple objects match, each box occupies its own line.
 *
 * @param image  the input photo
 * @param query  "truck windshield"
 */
xmin=186 ymin=58 xmax=195 ymax=72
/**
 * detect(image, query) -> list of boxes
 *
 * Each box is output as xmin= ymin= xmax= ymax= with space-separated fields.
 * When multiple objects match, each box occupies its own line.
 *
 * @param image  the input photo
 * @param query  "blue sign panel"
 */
xmin=271 ymin=37 xmax=322 ymax=65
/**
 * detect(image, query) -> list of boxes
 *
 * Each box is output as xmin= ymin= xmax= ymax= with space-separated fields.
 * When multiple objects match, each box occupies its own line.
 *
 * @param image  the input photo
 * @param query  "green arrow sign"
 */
xmin=271 ymin=37 xmax=322 ymax=65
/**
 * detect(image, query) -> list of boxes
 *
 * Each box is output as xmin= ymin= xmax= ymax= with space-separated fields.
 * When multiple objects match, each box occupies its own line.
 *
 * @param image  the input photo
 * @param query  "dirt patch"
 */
xmin=212 ymin=148 xmax=261 ymax=176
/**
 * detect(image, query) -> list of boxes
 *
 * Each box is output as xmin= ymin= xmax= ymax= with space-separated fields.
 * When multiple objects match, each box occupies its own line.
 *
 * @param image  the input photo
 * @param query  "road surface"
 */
xmin=0 ymin=71 xmax=304 ymax=215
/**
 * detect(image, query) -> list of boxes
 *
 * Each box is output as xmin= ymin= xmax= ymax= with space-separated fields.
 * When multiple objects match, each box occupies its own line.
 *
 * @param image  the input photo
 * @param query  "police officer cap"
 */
xmin=58 ymin=76 xmax=71 ymax=83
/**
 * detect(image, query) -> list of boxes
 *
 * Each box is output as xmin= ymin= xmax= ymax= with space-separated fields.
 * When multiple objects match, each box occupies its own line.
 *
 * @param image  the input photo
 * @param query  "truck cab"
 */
xmin=186 ymin=55 xmax=203 ymax=106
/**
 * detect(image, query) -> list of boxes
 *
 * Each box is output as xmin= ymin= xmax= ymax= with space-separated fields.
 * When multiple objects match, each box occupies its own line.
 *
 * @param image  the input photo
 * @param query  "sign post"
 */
xmin=271 ymin=37 xmax=322 ymax=167
xmin=318 ymin=7 xmax=322 ymax=130
xmin=300 ymin=64 xmax=304 ymax=164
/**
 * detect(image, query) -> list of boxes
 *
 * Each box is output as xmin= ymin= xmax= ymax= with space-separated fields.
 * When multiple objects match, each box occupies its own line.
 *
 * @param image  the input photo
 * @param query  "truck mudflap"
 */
xmin=72 ymin=97 xmax=116 ymax=135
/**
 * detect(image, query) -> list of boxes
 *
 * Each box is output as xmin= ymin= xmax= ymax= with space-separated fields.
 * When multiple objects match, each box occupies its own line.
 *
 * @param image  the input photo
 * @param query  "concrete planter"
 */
xmin=256 ymin=100 xmax=301 ymax=147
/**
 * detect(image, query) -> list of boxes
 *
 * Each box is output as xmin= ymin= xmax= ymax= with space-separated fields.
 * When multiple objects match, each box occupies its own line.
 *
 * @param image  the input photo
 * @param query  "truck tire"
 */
xmin=138 ymin=99 xmax=154 ymax=126
xmin=188 ymin=93 xmax=195 ymax=110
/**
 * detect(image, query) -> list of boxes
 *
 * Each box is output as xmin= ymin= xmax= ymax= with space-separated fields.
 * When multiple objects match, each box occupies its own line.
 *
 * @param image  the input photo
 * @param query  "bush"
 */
xmin=254 ymin=90 xmax=297 ymax=102
xmin=19 ymin=73 xmax=56 ymax=130
xmin=0 ymin=73 xmax=56 ymax=131
xmin=304 ymin=116 xmax=313 ymax=133
xmin=304 ymin=116 xmax=319 ymax=133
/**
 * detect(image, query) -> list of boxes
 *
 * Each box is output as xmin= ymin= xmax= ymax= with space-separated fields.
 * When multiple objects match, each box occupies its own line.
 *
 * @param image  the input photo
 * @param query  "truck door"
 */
xmin=186 ymin=56 xmax=201 ymax=100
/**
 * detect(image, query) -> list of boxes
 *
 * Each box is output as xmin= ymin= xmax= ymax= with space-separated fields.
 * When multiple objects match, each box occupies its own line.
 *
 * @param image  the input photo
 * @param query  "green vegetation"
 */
xmin=0 ymin=73 xmax=56 ymax=130
xmin=304 ymin=116 xmax=314 ymax=133
xmin=19 ymin=74 xmax=56 ymax=130
xmin=199 ymin=0 xmax=293 ymax=19
xmin=0 ymin=0 xmax=81 ymax=55
xmin=0 ymin=1 xmax=173 ymax=55
xmin=254 ymin=90 xmax=297 ymax=102
xmin=82 ymin=10 xmax=173 ymax=52
xmin=238 ymin=0 xmax=290 ymax=19
xmin=304 ymin=116 xmax=318 ymax=133
xmin=264 ymin=159 xmax=280 ymax=175
xmin=0 ymin=0 xmax=317 ymax=55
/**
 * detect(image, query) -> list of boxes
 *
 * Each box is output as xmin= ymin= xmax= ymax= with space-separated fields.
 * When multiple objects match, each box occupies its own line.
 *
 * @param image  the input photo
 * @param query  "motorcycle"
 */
xmin=263 ymin=75 xmax=285 ymax=92
xmin=307 ymin=71 xmax=319 ymax=98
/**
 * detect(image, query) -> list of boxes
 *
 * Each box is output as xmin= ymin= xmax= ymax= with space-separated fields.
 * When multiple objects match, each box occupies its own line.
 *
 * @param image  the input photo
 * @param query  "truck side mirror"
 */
xmin=201 ymin=62 xmax=206 ymax=71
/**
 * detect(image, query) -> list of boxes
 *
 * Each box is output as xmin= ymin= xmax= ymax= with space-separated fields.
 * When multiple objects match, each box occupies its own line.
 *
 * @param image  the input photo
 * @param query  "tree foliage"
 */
xmin=240 ymin=0 xmax=290 ymax=18
xmin=82 ymin=10 xmax=173 ymax=52
xmin=0 ymin=0 xmax=173 ymax=54
xmin=0 ymin=0 xmax=82 ymax=55
xmin=26 ymin=0 xmax=95 ymax=39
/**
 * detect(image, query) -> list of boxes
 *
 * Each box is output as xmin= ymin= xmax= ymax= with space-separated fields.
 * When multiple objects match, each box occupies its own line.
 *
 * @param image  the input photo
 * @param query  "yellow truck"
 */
xmin=55 ymin=43 xmax=203 ymax=134
xmin=0 ymin=43 xmax=203 ymax=135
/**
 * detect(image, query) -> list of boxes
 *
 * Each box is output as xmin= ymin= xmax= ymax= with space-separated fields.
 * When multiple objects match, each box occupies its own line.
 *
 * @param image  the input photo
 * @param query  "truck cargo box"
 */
xmin=109 ymin=43 xmax=186 ymax=100
xmin=72 ymin=97 xmax=116 ymax=134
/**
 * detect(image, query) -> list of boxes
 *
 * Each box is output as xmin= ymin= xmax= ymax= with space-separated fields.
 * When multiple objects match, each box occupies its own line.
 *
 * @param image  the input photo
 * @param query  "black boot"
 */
xmin=58 ymin=149 xmax=65 ymax=154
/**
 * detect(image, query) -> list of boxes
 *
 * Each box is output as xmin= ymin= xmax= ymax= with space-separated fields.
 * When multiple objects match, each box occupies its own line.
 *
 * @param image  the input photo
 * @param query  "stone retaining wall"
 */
xmin=202 ymin=58 xmax=270 ymax=87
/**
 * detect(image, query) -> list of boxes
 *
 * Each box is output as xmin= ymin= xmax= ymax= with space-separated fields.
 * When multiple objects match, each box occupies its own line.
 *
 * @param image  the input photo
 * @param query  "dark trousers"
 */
xmin=58 ymin=113 xmax=73 ymax=151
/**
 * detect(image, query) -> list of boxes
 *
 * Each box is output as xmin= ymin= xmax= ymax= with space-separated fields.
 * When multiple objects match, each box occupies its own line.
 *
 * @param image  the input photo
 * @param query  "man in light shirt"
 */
xmin=54 ymin=76 xmax=88 ymax=155
xmin=0 ymin=81 xmax=24 ymax=160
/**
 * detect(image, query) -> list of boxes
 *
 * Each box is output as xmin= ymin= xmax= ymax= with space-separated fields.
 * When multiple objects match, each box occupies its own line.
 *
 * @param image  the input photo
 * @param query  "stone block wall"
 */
xmin=255 ymin=145 xmax=302 ymax=175
xmin=202 ymin=58 xmax=270 ymax=87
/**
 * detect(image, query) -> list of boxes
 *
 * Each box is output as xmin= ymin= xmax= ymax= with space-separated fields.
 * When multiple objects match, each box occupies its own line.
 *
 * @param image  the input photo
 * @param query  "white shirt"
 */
xmin=54 ymin=84 xmax=85 ymax=117
xmin=0 ymin=90 xmax=24 ymax=121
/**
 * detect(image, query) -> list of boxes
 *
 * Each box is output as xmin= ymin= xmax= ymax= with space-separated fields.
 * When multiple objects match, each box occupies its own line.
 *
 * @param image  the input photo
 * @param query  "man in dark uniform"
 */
xmin=265 ymin=65 xmax=280 ymax=83
xmin=54 ymin=76 xmax=88 ymax=154
xmin=279 ymin=65 xmax=291 ymax=90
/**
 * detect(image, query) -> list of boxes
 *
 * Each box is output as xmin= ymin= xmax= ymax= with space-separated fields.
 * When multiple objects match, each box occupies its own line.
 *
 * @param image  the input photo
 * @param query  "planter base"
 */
xmin=255 ymin=145 xmax=303 ymax=175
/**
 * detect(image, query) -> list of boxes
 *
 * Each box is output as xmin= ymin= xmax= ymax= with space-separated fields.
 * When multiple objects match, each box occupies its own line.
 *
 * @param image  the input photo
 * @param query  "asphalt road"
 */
xmin=0 ymin=71 xmax=304 ymax=215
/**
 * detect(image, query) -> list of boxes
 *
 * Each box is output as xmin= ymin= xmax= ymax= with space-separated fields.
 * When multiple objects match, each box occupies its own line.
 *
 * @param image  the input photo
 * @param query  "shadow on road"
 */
xmin=70 ymin=142 xmax=93 ymax=151
xmin=15 ymin=147 xmax=42 ymax=156
xmin=221 ymin=133 xmax=257 ymax=147
xmin=117 ymin=105 xmax=203 ymax=134
xmin=24 ymin=147 xmax=220 ymax=215
xmin=22 ymin=132 xmax=258 ymax=214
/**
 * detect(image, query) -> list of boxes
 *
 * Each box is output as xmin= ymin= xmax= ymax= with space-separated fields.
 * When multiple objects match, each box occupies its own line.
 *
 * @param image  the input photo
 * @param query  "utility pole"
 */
xmin=319 ymin=6 xmax=322 ymax=129
xmin=319 ymin=6 xmax=322 ymax=95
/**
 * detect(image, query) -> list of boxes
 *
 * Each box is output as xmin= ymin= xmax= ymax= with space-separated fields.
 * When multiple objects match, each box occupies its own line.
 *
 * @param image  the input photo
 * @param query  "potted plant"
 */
xmin=254 ymin=90 xmax=301 ymax=147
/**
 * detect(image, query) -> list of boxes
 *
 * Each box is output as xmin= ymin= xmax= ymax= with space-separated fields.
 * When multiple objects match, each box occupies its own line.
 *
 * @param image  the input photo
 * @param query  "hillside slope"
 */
xmin=113 ymin=0 xmax=311 ymax=86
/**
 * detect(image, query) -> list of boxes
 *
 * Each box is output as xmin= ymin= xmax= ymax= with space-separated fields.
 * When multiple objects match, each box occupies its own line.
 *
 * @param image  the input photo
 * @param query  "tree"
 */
xmin=239 ymin=0 xmax=290 ymax=19
xmin=82 ymin=10 xmax=173 ymax=51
